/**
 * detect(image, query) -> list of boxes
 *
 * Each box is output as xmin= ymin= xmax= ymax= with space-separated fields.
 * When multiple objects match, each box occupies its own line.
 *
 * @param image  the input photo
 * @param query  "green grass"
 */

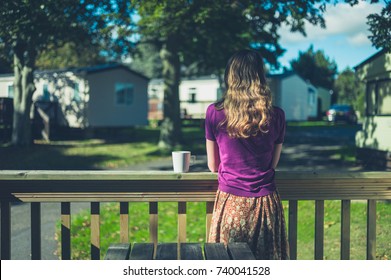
xmin=287 ymin=121 xmax=331 ymax=127
xmin=56 ymin=202 xmax=207 ymax=259
xmin=0 ymin=127 xmax=205 ymax=170
xmin=293 ymin=200 xmax=391 ymax=260
xmin=329 ymin=145 xmax=357 ymax=163
xmin=0 ymin=139 xmax=162 ymax=169
xmin=0 ymin=126 xmax=207 ymax=170
xmin=286 ymin=121 xmax=360 ymax=130
xmin=58 ymin=200 xmax=391 ymax=260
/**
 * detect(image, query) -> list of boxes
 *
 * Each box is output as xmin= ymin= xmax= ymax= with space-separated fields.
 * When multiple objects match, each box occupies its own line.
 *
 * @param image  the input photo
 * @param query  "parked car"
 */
xmin=326 ymin=104 xmax=358 ymax=124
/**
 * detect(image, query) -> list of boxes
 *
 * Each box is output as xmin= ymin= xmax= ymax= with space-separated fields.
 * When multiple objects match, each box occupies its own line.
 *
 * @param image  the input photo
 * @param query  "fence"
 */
xmin=1 ymin=170 xmax=390 ymax=260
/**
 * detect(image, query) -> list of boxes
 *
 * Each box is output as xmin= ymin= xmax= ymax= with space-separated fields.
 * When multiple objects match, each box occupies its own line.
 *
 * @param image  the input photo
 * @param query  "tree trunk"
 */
xmin=216 ymin=70 xmax=225 ymax=100
xmin=11 ymin=45 xmax=36 ymax=147
xmin=158 ymin=39 xmax=182 ymax=150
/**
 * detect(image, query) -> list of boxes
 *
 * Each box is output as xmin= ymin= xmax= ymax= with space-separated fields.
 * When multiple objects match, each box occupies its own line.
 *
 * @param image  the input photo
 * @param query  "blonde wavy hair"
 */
xmin=217 ymin=50 xmax=273 ymax=138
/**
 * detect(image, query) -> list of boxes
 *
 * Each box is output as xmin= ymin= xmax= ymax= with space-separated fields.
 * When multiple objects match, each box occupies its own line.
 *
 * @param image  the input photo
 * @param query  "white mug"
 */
xmin=172 ymin=151 xmax=196 ymax=173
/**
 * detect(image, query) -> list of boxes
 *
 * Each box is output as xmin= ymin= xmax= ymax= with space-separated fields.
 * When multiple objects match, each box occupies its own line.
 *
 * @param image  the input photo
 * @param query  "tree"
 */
xmin=0 ymin=44 xmax=13 ymax=74
xmin=0 ymin=0 xmax=134 ymax=146
xmin=335 ymin=67 xmax=365 ymax=116
xmin=2 ymin=0 xmax=384 ymax=148
xmin=128 ymin=42 xmax=162 ymax=79
xmin=36 ymin=41 xmax=106 ymax=70
xmin=290 ymin=45 xmax=338 ymax=89
xmin=131 ymin=0 xmax=342 ymax=150
xmin=367 ymin=1 xmax=391 ymax=51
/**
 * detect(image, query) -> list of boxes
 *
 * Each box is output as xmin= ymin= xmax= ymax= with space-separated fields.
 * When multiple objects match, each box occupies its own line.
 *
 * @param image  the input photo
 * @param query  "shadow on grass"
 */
xmin=0 ymin=143 xmax=121 ymax=170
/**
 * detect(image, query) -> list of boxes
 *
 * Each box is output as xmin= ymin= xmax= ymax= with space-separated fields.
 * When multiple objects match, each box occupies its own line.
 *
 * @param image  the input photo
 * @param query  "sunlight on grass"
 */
xmin=61 ymin=141 xmax=161 ymax=169
xmin=329 ymin=146 xmax=357 ymax=163
xmin=287 ymin=121 xmax=330 ymax=127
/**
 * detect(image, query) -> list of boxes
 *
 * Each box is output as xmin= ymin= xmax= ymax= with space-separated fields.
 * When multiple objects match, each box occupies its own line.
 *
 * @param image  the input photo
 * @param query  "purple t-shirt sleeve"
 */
xmin=274 ymin=108 xmax=286 ymax=144
xmin=205 ymin=104 xmax=216 ymax=141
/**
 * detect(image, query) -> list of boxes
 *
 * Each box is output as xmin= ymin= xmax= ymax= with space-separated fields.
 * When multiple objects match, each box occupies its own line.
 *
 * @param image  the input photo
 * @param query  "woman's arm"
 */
xmin=271 ymin=143 xmax=283 ymax=169
xmin=206 ymin=139 xmax=220 ymax=172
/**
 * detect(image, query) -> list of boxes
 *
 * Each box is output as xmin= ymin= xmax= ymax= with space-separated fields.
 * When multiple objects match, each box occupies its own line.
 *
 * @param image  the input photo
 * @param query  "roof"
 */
xmin=0 ymin=73 xmax=14 ymax=78
xmin=150 ymin=71 xmax=313 ymax=88
xmin=149 ymin=78 xmax=163 ymax=85
xmin=151 ymin=72 xmax=299 ymax=84
xmin=181 ymin=74 xmax=219 ymax=81
xmin=267 ymin=70 xmax=316 ymax=88
xmin=149 ymin=75 xmax=219 ymax=85
xmin=267 ymin=70 xmax=296 ymax=79
xmin=354 ymin=49 xmax=388 ymax=70
xmin=36 ymin=63 xmax=149 ymax=81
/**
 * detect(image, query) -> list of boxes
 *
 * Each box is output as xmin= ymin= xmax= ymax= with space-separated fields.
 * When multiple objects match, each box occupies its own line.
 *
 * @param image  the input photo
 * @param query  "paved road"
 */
xmin=6 ymin=203 xmax=89 ymax=260
xmin=4 ymin=124 xmax=364 ymax=259
xmin=279 ymin=124 xmax=363 ymax=171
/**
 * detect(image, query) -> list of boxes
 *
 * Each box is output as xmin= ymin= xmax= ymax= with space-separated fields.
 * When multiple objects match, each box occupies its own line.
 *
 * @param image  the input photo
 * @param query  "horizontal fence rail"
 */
xmin=1 ymin=171 xmax=391 ymax=260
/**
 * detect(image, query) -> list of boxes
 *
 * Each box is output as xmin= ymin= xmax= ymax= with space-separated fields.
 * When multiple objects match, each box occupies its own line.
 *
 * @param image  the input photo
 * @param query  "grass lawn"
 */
xmin=286 ymin=120 xmax=361 ymax=128
xmin=0 ymin=126 xmax=205 ymax=170
xmin=57 ymin=200 xmax=390 ymax=260
xmin=294 ymin=200 xmax=390 ymax=260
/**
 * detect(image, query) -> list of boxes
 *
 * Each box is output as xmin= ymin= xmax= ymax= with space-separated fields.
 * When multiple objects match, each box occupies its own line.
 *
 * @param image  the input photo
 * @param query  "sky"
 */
xmin=275 ymin=1 xmax=385 ymax=74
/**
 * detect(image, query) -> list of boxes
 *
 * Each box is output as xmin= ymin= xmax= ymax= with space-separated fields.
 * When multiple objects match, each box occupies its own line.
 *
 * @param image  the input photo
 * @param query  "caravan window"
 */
xmin=73 ymin=83 xmax=81 ymax=102
xmin=188 ymin=88 xmax=197 ymax=103
xmin=367 ymin=80 xmax=391 ymax=116
xmin=378 ymin=81 xmax=391 ymax=115
xmin=42 ymin=84 xmax=50 ymax=101
xmin=8 ymin=85 xmax=14 ymax=98
xmin=115 ymin=83 xmax=134 ymax=106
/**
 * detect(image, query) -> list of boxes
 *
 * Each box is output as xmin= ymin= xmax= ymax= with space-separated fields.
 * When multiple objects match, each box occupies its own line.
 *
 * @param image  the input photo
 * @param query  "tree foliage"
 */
xmin=334 ymin=67 xmax=365 ymax=116
xmin=131 ymin=0 xmax=346 ymax=149
xmin=367 ymin=1 xmax=391 ymax=51
xmin=290 ymin=45 xmax=338 ymax=89
xmin=36 ymin=42 xmax=105 ymax=70
xmin=129 ymin=42 xmax=162 ymax=79
xmin=0 ymin=44 xmax=12 ymax=74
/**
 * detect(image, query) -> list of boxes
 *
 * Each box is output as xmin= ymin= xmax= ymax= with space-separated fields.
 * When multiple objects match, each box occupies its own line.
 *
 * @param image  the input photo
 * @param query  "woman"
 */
xmin=205 ymin=49 xmax=289 ymax=260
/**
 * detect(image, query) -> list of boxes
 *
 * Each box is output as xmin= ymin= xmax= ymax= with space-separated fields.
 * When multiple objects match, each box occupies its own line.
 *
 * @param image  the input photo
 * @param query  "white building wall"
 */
xmin=280 ymin=75 xmax=308 ymax=121
xmin=317 ymin=87 xmax=332 ymax=114
xmin=34 ymin=72 xmax=88 ymax=128
xmin=356 ymin=116 xmax=391 ymax=151
xmin=149 ymin=74 xmax=320 ymax=120
xmin=179 ymin=77 xmax=221 ymax=118
xmin=307 ymin=85 xmax=318 ymax=118
xmin=0 ymin=75 xmax=15 ymax=98
xmin=148 ymin=77 xmax=222 ymax=119
xmin=87 ymin=68 xmax=148 ymax=127
xmin=148 ymin=79 xmax=164 ymax=100
xmin=179 ymin=78 xmax=220 ymax=102
xmin=2 ymin=66 xmax=149 ymax=128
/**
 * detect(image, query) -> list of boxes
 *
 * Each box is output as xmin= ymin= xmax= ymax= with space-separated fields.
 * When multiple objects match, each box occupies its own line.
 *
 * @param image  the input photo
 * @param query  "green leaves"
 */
xmin=334 ymin=68 xmax=365 ymax=115
xmin=367 ymin=2 xmax=391 ymax=51
xmin=290 ymin=45 xmax=338 ymax=89
xmin=0 ymin=0 xmax=135 ymax=60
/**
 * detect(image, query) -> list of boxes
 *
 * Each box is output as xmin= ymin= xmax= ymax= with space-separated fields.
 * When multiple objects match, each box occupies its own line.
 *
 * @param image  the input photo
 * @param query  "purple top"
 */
xmin=205 ymin=104 xmax=286 ymax=197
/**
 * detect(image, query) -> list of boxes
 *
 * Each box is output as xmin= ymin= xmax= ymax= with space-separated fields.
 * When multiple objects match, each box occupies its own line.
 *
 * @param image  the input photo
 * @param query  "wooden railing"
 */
xmin=1 ymin=171 xmax=390 ymax=260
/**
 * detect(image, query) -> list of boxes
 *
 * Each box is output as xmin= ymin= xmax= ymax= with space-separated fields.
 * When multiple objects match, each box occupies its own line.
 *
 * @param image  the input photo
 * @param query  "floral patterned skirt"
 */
xmin=208 ymin=189 xmax=290 ymax=260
